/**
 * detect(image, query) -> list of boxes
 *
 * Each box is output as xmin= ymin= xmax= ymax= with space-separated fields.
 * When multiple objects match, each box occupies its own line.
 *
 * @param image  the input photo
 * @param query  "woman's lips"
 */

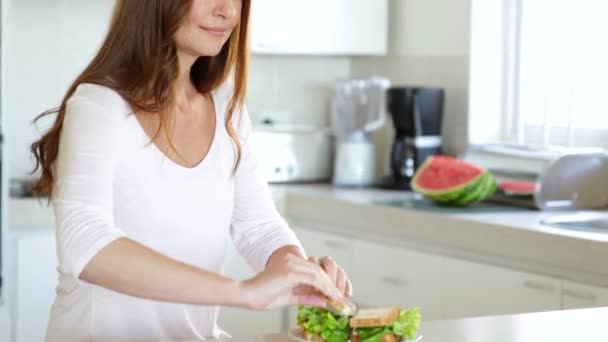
xmin=202 ymin=27 xmax=227 ymax=37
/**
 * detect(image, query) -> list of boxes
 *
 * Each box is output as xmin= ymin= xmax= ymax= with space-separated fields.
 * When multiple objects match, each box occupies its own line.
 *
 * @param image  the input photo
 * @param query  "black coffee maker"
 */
xmin=377 ymin=86 xmax=445 ymax=190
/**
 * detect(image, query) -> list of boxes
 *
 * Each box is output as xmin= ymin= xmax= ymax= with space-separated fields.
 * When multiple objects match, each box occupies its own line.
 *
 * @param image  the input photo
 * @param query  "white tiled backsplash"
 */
xmin=352 ymin=55 xmax=470 ymax=158
xmin=3 ymin=0 xmax=115 ymax=179
xmin=247 ymin=55 xmax=351 ymax=127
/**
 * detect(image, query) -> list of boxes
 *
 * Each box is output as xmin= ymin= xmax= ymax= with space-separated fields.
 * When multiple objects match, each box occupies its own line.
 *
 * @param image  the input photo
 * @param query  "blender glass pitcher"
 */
xmin=332 ymin=77 xmax=391 ymax=140
xmin=331 ymin=77 xmax=391 ymax=187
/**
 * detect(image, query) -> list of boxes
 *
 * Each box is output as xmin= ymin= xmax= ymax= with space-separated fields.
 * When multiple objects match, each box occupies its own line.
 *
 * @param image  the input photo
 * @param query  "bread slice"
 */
xmin=349 ymin=307 xmax=401 ymax=328
xmin=326 ymin=298 xmax=347 ymax=312
xmin=351 ymin=334 xmax=399 ymax=342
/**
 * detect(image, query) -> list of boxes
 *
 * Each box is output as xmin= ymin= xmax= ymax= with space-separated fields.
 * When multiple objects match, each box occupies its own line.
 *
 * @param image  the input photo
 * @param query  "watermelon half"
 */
xmin=411 ymin=156 xmax=497 ymax=206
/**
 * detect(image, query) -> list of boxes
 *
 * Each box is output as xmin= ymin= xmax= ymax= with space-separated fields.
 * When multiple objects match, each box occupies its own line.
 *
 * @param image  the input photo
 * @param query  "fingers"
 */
xmin=286 ymin=257 xmax=341 ymax=301
xmin=308 ymin=256 xmax=319 ymax=264
xmin=319 ymin=257 xmax=339 ymax=285
xmin=344 ymin=273 xmax=353 ymax=297
xmin=292 ymin=284 xmax=316 ymax=296
xmin=336 ymin=267 xmax=347 ymax=296
xmin=292 ymin=293 xmax=327 ymax=308
xmin=317 ymin=256 xmax=352 ymax=297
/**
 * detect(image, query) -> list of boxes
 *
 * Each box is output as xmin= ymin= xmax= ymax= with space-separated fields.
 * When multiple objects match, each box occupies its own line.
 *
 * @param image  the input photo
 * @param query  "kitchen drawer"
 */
xmin=293 ymin=227 xmax=354 ymax=274
xmin=350 ymin=240 xmax=443 ymax=320
xmin=443 ymin=258 xmax=561 ymax=318
xmin=562 ymin=281 xmax=608 ymax=309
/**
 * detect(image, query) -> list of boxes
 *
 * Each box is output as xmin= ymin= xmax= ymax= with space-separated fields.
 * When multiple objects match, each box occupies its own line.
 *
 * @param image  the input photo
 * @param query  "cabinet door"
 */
xmin=218 ymin=241 xmax=284 ymax=336
xmin=350 ymin=241 xmax=443 ymax=321
xmin=443 ymin=258 xmax=561 ymax=319
xmin=562 ymin=281 xmax=608 ymax=309
xmin=15 ymin=231 xmax=57 ymax=342
xmin=250 ymin=0 xmax=388 ymax=55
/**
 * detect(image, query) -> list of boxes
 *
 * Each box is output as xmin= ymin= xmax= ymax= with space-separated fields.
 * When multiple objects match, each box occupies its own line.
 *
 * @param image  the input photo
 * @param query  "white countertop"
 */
xmin=213 ymin=306 xmax=608 ymax=342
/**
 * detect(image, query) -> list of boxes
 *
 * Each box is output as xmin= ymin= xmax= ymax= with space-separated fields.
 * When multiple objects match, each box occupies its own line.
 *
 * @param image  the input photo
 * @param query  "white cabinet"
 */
xmin=350 ymin=241 xmax=444 ymax=321
xmin=218 ymin=241 xmax=284 ymax=337
xmin=443 ymin=258 xmax=561 ymax=319
xmin=250 ymin=0 xmax=388 ymax=55
xmin=14 ymin=230 xmax=57 ymax=342
xmin=293 ymin=228 xmax=354 ymax=274
xmin=561 ymin=281 xmax=608 ymax=310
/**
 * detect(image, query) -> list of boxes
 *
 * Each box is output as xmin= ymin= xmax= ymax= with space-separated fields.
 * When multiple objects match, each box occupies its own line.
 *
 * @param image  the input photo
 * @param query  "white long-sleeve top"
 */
xmin=45 ymin=82 xmax=302 ymax=341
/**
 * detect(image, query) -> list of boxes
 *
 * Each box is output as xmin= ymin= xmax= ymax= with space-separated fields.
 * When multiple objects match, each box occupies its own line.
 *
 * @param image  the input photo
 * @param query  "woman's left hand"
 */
xmin=308 ymin=256 xmax=353 ymax=298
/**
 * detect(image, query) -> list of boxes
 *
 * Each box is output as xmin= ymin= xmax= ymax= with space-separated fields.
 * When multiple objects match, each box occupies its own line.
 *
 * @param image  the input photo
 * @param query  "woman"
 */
xmin=30 ymin=0 xmax=352 ymax=340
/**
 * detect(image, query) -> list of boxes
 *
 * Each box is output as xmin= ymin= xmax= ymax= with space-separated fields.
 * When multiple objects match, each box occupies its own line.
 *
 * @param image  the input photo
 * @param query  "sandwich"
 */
xmin=297 ymin=304 xmax=421 ymax=342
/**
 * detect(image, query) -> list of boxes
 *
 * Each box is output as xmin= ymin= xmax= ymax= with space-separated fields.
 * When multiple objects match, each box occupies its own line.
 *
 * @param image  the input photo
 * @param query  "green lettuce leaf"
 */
xmin=391 ymin=307 xmax=421 ymax=339
xmin=356 ymin=326 xmax=393 ymax=342
xmin=297 ymin=306 xmax=351 ymax=342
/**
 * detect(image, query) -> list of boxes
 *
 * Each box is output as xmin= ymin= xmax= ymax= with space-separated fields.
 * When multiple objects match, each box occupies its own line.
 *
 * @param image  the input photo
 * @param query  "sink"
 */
xmin=540 ymin=212 xmax=608 ymax=233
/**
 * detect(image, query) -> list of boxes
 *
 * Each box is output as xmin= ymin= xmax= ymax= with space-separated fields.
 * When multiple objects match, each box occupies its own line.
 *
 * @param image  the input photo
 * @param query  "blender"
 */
xmin=332 ymin=77 xmax=391 ymax=187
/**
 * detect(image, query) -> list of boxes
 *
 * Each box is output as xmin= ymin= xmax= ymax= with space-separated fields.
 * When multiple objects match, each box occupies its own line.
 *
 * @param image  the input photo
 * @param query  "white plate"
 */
xmin=288 ymin=328 xmax=423 ymax=342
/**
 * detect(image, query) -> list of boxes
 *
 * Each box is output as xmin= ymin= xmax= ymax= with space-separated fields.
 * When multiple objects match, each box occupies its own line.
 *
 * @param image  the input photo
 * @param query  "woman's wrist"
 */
xmin=211 ymin=276 xmax=252 ymax=308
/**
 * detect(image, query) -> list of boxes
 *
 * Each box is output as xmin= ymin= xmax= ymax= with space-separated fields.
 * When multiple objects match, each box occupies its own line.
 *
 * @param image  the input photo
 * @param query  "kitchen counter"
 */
xmin=211 ymin=306 xmax=608 ymax=342
xmin=278 ymin=184 xmax=608 ymax=286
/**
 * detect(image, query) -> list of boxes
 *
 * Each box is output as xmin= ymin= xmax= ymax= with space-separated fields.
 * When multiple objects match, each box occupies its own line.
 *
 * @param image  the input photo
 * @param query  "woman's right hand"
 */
xmin=239 ymin=253 xmax=342 ymax=310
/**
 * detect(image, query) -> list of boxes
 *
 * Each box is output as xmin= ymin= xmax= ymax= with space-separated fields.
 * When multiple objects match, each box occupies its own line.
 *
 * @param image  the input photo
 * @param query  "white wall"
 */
xmin=391 ymin=0 xmax=471 ymax=56
xmin=351 ymin=0 xmax=472 ymax=175
xmin=3 ymin=0 xmax=115 ymax=179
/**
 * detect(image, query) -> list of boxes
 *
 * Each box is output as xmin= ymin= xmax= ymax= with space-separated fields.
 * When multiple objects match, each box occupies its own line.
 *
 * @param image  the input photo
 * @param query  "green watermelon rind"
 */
xmin=432 ymin=172 xmax=490 ymax=205
xmin=431 ymin=173 xmax=488 ymax=203
xmin=440 ymin=173 xmax=489 ymax=205
xmin=451 ymin=173 xmax=497 ymax=206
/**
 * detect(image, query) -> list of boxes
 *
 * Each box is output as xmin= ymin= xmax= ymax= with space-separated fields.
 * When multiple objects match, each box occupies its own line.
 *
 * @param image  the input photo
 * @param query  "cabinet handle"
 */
xmin=380 ymin=276 xmax=407 ymax=287
xmin=522 ymin=280 xmax=556 ymax=293
xmin=562 ymin=288 xmax=597 ymax=301
xmin=323 ymin=240 xmax=346 ymax=249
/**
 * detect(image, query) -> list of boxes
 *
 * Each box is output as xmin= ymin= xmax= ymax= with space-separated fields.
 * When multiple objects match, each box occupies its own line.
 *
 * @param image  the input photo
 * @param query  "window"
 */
xmin=469 ymin=0 xmax=608 ymax=150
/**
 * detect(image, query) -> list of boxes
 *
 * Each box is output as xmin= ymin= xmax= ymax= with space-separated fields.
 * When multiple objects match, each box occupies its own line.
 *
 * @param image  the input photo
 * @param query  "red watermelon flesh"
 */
xmin=412 ymin=156 xmax=485 ymax=193
xmin=499 ymin=181 xmax=536 ymax=195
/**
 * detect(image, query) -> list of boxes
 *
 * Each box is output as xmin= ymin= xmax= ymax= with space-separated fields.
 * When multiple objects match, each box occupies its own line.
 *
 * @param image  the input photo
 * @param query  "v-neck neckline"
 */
xmin=131 ymin=89 xmax=221 ymax=173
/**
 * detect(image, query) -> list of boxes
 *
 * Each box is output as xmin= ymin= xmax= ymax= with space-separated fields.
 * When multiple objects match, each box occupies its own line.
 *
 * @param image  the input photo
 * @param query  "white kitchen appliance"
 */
xmin=250 ymin=122 xmax=332 ymax=183
xmin=332 ymin=77 xmax=391 ymax=187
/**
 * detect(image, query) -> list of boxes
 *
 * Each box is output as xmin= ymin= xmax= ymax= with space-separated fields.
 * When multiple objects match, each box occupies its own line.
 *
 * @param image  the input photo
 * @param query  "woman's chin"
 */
xmin=193 ymin=43 xmax=227 ymax=57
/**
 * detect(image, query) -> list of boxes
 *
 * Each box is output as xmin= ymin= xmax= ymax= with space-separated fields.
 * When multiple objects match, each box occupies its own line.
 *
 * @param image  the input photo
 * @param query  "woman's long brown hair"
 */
xmin=30 ymin=0 xmax=250 ymax=199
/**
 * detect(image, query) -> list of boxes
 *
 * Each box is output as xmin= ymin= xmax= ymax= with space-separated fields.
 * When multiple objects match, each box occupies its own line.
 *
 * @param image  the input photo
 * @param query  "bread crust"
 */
xmin=349 ymin=307 xmax=401 ymax=328
xmin=351 ymin=334 xmax=399 ymax=342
